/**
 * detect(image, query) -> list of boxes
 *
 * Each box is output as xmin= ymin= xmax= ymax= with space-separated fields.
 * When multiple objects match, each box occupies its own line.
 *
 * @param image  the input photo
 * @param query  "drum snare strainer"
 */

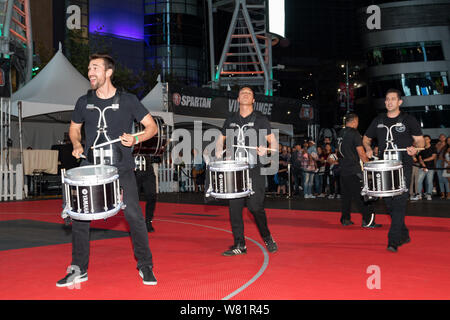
xmin=62 ymin=165 xmax=123 ymax=220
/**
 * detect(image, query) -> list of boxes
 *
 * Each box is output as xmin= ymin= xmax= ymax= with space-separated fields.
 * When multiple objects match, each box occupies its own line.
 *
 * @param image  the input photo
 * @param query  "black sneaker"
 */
xmin=387 ymin=243 xmax=398 ymax=253
xmin=146 ymin=220 xmax=155 ymax=233
xmin=222 ymin=244 xmax=247 ymax=256
xmin=56 ymin=266 xmax=88 ymax=288
xmin=340 ymin=219 xmax=354 ymax=226
xmin=398 ymin=237 xmax=411 ymax=247
xmin=362 ymin=221 xmax=382 ymax=228
xmin=263 ymin=236 xmax=278 ymax=253
xmin=139 ymin=266 xmax=157 ymax=285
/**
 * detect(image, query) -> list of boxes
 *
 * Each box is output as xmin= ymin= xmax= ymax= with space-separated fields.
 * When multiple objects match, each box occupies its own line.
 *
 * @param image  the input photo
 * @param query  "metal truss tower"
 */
xmin=207 ymin=0 xmax=273 ymax=95
xmin=0 ymin=0 xmax=33 ymax=86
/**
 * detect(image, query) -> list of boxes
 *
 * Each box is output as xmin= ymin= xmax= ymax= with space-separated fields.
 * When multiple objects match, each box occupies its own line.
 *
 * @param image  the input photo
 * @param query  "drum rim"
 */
xmin=64 ymin=202 xmax=123 ymax=221
xmin=361 ymin=188 xmax=407 ymax=197
xmin=207 ymin=190 xmax=252 ymax=199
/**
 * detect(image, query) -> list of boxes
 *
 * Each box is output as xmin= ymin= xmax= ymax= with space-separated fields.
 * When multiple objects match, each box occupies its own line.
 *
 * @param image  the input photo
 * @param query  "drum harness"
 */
xmin=87 ymin=89 xmax=121 ymax=166
xmin=233 ymin=112 xmax=257 ymax=165
xmin=377 ymin=113 xmax=406 ymax=161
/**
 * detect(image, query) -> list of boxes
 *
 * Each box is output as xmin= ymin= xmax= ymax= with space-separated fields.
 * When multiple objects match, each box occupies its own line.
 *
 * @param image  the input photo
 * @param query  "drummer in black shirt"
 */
xmin=338 ymin=113 xmax=381 ymax=228
xmin=216 ymin=87 xmax=279 ymax=256
xmin=57 ymin=53 xmax=159 ymax=287
xmin=363 ymin=89 xmax=424 ymax=252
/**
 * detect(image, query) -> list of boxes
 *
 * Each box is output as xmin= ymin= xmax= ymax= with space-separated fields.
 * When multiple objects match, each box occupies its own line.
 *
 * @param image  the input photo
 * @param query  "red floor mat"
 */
xmin=1 ymin=200 xmax=450 ymax=300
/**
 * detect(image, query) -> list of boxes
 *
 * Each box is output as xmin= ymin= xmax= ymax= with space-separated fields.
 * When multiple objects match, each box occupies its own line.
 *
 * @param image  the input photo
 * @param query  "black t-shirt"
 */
xmin=419 ymin=146 xmax=437 ymax=169
xmin=364 ymin=112 xmax=422 ymax=166
xmin=278 ymin=153 xmax=289 ymax=179
xmin=221 ymin=110 xmax=272 ymax=168
xmin=72 ymin=90 xmax=149 ymax=170
xmin=338 ymin=127 xmax=363 ymax=176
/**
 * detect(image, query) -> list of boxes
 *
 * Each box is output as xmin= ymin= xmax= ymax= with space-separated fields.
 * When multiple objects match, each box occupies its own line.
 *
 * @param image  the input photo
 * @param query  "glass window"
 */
xmin=367 ymin=42 xmax=445 ymax=66
xmin=403 ymin=107 xmax=450 ymax=129
xmin=370 ymin=71 xmax=450 ymax=98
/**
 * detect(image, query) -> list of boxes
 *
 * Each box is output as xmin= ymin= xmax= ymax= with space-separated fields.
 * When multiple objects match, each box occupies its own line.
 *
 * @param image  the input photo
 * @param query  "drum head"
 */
xmin=364 ymin=160 xmax=403 ymax=171
xmin=64 ymin=165 xmax=118 ymax=185
xmin=209 ymin=160 xmax=249 ymax=172
xmin=133 ymin=116 xmax=168 ymax=156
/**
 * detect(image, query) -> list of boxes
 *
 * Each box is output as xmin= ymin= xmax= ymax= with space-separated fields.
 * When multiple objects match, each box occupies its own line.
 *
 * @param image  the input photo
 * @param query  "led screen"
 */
xmin=267 ymin=0 xmax=285 ymax=38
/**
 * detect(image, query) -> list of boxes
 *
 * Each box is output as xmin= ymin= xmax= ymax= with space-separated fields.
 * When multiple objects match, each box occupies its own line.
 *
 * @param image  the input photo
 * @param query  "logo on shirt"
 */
xmin=395 ymin=123 xmax=406 ymax=133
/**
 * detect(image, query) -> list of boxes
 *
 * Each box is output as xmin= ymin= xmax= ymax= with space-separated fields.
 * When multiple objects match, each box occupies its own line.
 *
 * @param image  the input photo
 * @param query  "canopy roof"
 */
xmin=11 ymin=44 xmax=91 ymax=118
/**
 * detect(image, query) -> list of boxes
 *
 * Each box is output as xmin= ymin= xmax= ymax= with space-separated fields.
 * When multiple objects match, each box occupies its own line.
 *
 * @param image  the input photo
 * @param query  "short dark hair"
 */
xmin=89 ymin=53 xmax=115 ymax=73
xmin=345 ymin=113 xmax=358 ymax=124
xmin=424 ymin=134 xmax=431 ymax=139
xmin=239 ymin=86 xmax=255 ymax=94
xmin=386 ymin=88 xmax=402 ymax=100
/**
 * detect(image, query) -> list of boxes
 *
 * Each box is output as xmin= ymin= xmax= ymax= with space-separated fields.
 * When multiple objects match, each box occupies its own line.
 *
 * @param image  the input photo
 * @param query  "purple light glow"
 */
xmin=89 ymin=0 xmax=144 ymax=40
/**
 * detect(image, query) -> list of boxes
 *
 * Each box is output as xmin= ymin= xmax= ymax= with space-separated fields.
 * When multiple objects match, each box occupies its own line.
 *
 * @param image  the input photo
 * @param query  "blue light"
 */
xmin=89 ymin=0 xmax=144 ymax=40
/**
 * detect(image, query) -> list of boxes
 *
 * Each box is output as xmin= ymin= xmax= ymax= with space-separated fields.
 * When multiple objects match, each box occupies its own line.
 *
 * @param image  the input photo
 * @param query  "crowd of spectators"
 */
xmin=270 ymin=138 xmax=342 ymax=199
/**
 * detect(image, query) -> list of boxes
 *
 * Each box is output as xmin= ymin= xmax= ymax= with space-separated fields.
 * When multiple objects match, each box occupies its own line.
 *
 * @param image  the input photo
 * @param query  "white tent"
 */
xmin=140 ymin=75 xmax=174 ymax=126
xmin=11 ymin=44 xmax=90 ymax=118
xmin=10 ymin=44 xmax=90 ymax=151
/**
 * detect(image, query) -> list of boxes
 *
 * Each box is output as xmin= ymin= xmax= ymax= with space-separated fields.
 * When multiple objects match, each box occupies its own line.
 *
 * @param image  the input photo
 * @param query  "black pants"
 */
xmin=228 ymin=168 xmax=272 ymax=246
xmin=292 ymin=167 xmax=303 ymax=194
xmin=340 ymin=173 xmax=371 ymax=224
xmin=71 ymin=167 xmax=153 ymax=272
xmin=384 ymin=164 xmax=412 ymax=245
xmin=135 ymin=167 xmax=157 ymax=222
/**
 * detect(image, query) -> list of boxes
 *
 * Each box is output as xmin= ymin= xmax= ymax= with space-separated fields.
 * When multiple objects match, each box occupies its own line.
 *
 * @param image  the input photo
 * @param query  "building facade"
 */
xmin=49 ymin=0 xmax=208 ymax=86
xmin=143 ymin=0 xmax=208 ymax=86
xmin=359 ymin=0 xmax=450 ymax=138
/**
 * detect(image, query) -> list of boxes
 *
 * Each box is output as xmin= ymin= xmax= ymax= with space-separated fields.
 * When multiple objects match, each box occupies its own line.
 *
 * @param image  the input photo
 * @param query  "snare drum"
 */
xmin=361 ymin=160 xmax=406 ymax=198
xmin=62 ymin=165 xmax=123 ymax=220
xmin=205 ymin=160 xmax=253 ymax=199
xmin=133 ymin=116 xmax=168 ymax=157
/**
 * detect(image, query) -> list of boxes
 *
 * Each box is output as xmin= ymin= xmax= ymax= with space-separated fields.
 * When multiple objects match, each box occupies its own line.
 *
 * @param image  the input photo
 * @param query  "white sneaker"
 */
xmin=410 ymin=194 xmax=421 ymax=201
xmin=426 ymin=194 xmax=432 ymax=201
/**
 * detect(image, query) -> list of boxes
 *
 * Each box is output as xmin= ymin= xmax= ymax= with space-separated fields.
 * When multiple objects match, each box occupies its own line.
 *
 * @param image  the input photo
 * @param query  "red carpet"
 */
xmin=1 ymin=200 xmax=450 ymax=300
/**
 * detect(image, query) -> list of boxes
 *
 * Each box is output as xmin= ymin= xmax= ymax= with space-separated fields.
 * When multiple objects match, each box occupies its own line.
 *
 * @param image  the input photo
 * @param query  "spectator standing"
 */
xmin=291 ymin=144 xmax=303 ymax=195
xmin=301 ymin=143 xmax=316 ymax=198
xmin=417 ymin=135 xmax=437 ymax=200
xmin=435 ymin=134 xmax=449 ymax=199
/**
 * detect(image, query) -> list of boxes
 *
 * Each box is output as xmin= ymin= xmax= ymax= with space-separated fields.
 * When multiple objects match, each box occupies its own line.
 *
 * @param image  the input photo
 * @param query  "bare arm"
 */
xmin=215 ymin=134 xmax=226 ymax=159
xmin=69 ymin=121 xmax=84 ymax=159
xmin=357 ymin=146 xmax=369 ymax=163
xmin=406 ymin=135 xmax=425 ymax=156
xmin=120 ymin=114 xmax=157 ymax=147
xmin=422 ymin=153 xmax=437 ymax=162
xmin=258 ymin=133 xmax=279 ymax=156
xmin=362 ymin=136 xmax=373 ymax=158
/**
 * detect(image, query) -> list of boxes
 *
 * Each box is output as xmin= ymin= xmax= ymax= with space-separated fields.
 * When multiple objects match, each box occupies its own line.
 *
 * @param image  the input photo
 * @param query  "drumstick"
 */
xmin=91 ymin=131 xmax=145 ymax=149
xmin=385 ymin=148 xmax=425 ymax=152
xmin=232 ymin=145 xmax=278 ymax=152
